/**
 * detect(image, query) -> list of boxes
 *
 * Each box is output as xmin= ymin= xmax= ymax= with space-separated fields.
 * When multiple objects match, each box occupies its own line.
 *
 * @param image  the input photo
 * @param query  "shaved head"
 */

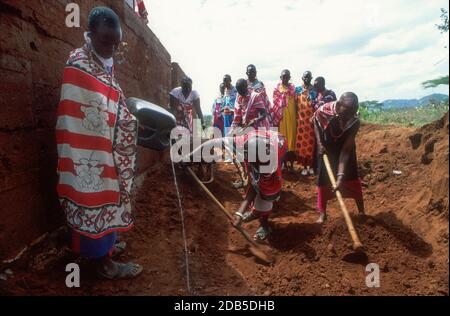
xmin=236 ymin=78 xmax=248 ymax=96
xmin=247 ymin=64 xmax=256 ymax=72
xmin=336 ymin=92 xmax=359 ymax=121
xmin=181 ymin=76 xmax=193 ymax=94
xmin=302 ymin=71 xmax=313 ymax=86
xmin=87 ymin=7 xmax=122 ymax=58
xmin=246 ymin=64 xmax=257 ymax=82
xmin=181 ymin=76 xmax=192 ymax=85
xmin=223 ymin=74 xmax=232 ymax=88
xmin=314 ymin=76 xmax=326 ymax=92
xmin=303 ymin=71 xmax=312 ymax=78
xmin=281 ymin=69 xmax=291 ymax=85
xmin=340 ymin=92 xmax=359 ymax=111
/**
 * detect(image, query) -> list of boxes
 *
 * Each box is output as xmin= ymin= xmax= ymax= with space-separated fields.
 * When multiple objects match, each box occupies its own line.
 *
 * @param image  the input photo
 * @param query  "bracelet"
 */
xmin=337 ymin=173 xmax=345 ymax=177
xmin=234 ymin=212 xmax=244 ymax=219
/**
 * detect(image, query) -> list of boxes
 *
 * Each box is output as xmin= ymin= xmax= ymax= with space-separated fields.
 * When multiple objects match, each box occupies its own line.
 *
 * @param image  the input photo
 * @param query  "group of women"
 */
xmin=55 ymin=6 xmax=365 ymax=281
xmin=208 ymin=67 xmax=338 ymax=176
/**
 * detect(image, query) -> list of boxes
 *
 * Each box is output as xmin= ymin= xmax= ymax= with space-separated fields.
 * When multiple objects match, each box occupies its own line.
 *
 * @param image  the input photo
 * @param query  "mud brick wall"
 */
xmin=0 ymin=0 xmax=184 ymax=260
xmin=171 ymin=62 xmax=186 ymax=90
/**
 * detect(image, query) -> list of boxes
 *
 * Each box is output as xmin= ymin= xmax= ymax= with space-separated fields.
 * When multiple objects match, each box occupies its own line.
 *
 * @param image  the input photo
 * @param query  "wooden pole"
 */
xmin=322 ymin=154 xmax=363 ymax=251
xmin=186 ymin=166 xmax=272 ymax=263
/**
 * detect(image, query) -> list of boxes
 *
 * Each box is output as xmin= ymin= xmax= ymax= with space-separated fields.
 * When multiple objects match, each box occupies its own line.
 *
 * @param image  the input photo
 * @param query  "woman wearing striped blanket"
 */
xmin=56 ymin=7 xmax=142 ymax=279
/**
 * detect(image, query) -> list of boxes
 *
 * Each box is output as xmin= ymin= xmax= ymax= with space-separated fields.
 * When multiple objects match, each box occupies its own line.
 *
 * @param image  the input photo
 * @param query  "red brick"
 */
xmin=0 ymin=70 xmax=34 ymax=130
xmin=0 ymin=131 xmax=40 ymax=176
xmin=0 ymin=169 xmax=39 ymax=193
xmin=0 ymin=181 xmax=50 ymax=260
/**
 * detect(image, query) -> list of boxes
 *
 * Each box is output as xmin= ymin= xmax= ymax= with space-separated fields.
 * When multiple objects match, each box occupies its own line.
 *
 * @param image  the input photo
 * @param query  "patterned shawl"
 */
xmin=314 ymin=89 xmax=337 ymax=110
xmin=247 ymin=79 xmax=266 ymax=94
xmin=314 ymin=101 xmax=359 ymax=132
xmin=56 ymin=44 xmax=138 ymax=238
xmin=169 ymin=87 xmax=199 ymax=133
xmin=244 ymin=130 xmax=287 ymax=200
xmin=271 ymin=82 xmax=296 ymax=127
xmin=232 ymin=91 xmax=271 ymax=129
xmin=212 ymin=96 xmax=224 ymax=128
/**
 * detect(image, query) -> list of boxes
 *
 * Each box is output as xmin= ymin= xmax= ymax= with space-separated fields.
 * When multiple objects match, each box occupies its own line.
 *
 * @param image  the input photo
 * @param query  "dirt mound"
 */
xmin=219 ymin=160 xmax=448 ymax=296
xmin=357 ymin=113 xmax=449 ymax=252
xmin=1 ymin=114 xmax=448 ymax=296
xmin=231 ymin=213 xmax=446 ymax=296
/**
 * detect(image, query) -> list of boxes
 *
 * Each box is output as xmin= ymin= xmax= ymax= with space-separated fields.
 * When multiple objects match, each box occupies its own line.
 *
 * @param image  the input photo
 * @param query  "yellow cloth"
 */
xmin=278 ymin=85 xmax=297 ymax=152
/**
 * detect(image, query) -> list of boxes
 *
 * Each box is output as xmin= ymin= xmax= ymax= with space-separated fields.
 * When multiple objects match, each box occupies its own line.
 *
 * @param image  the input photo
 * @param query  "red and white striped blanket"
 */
xmin=56 ymin=44 xmax=138 ymax=238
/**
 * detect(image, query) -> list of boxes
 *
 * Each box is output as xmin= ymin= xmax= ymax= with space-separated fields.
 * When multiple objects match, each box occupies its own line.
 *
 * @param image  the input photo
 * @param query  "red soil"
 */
xmin=1 ymin=114 xmax=448 ymax=296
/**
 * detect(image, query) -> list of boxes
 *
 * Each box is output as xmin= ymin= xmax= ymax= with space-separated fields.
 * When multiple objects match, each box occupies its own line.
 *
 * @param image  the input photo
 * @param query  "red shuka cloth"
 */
xmin=317 ymin=179 xmax=363 ymax=214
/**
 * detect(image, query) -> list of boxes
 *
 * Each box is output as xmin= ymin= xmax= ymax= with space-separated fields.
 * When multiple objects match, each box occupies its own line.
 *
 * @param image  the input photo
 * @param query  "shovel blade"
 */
xmin=248 ymin=246 xmax=274 ymax=264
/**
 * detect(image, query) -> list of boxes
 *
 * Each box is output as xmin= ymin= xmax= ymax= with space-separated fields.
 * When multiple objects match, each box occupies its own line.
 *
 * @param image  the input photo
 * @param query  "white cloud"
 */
xmin=144 ymin=0 xmax=449 ymax=114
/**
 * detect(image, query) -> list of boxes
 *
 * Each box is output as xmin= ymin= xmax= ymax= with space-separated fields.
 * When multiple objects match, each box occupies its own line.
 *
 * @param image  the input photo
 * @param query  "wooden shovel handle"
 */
xmin=186 ymin=167 xmax=260 ymax=247
xmin=322 ymin=154 xmax=363 ymax=251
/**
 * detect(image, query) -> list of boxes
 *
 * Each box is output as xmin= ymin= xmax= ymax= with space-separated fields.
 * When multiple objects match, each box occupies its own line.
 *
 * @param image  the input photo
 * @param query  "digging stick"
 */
xmin=322 ymin=154 xmax=364 ymax=252
xmin=186 ymin=166 xmax=272 ymax=263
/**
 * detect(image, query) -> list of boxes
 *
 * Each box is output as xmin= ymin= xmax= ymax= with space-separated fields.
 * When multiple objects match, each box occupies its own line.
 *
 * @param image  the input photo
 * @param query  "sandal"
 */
xmin=254 ymin=225 xmax=272 ymax=241
xmin=111 ymin=241 xmax=127 ymax=258
xmin=97 ymin=260 xmax=143 ymax=280
xmin=316 ymin=213 xmax=327 ymax=224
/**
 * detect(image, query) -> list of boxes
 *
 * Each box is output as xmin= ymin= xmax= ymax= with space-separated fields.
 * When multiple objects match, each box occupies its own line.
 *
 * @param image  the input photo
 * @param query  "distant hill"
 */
xmin=418 ymin=94 xmax=449 ymax=105
xmin=382 ymin=93 xmax=449 ymax=109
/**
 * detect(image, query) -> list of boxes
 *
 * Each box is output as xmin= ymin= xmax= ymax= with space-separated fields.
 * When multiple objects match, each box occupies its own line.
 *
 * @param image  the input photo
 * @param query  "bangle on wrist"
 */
xmin=234 ymin=212 xmax=244 ymax=219
xmin=337 ymin=173 xmax=345 ymax=177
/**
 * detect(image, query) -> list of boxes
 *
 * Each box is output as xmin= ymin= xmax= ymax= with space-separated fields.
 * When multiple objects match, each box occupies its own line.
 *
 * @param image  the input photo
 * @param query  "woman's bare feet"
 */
xmin=97 ymin=257 xmax=143 ymax=280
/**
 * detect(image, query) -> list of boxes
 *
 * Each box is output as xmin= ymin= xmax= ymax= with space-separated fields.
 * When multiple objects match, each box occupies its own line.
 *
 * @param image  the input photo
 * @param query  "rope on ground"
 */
xmin=170 ymin=160 xmax=191 ymax=294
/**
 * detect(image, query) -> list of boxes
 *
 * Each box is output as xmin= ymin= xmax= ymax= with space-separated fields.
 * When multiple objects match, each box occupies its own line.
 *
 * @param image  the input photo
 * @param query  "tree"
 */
xmin=422 ymin=8 xmax=449 ymax=89
xmin=359 ymin=100 xmax=383 ymax=121
xmin=437 ymin=8 xmax=449 ymax=33
xmin=422 ymin=75 xmax=449 ymax=89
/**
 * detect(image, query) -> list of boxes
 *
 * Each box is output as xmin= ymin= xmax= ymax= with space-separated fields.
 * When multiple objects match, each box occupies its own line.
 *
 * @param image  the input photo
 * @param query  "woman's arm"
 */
xmin=233 ymin=186 xmax=256 ymax=226
xmin=240 ymin=186 xmax=256 ymax=214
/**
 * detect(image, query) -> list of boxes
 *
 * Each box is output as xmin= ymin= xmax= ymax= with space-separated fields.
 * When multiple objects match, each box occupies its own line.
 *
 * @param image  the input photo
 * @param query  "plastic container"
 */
xmin=126 ymin=97 xmax=176 ymax=151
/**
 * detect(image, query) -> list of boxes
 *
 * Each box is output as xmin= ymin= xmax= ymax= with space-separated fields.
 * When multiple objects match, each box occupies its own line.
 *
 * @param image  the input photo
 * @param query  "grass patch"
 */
xmin=359 ymin=101 xmax=449 ymax=127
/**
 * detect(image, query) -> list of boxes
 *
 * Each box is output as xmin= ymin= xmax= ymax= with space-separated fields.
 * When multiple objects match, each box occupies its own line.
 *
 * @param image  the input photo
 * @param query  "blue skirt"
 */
xmin=70 ymin=229 xmax=117 ymax=259
xmin=223 ymin=113 xmax=234 ymax=136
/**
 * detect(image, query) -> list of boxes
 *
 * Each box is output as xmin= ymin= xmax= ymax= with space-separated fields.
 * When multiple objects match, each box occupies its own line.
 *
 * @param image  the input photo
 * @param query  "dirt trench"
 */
xmin=1 ymin=118 xmax=448 ymax=296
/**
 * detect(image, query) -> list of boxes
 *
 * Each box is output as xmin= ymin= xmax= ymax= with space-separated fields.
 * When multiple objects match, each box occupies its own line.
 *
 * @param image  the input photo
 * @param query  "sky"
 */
xmin=144 ymin=0 xmax=449 ymax=114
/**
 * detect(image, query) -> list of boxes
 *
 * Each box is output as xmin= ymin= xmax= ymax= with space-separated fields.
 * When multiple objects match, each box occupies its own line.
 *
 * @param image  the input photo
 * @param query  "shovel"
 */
xmin=323 ymin=154 xmax=364 ymax=252
xmin=186 ymin=167 xmax=273 ymax=264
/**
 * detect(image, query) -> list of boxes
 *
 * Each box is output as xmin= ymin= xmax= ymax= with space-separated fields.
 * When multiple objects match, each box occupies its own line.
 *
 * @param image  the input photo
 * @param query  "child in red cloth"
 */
xmin=233 ymin=130 xmax=287 ymax=240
